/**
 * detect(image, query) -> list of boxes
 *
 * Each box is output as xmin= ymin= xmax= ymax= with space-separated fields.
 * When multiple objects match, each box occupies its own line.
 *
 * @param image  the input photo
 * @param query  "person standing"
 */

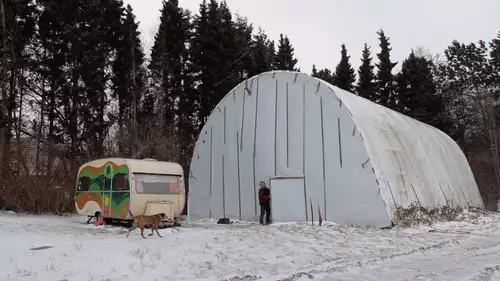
xmin=258 ymin=181 xmax=271 ymax=225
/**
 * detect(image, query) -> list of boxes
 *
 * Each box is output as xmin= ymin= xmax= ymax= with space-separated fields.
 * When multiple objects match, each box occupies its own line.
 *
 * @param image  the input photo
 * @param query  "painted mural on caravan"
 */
xmin=75 ymin=160 xmax=131 ymax=219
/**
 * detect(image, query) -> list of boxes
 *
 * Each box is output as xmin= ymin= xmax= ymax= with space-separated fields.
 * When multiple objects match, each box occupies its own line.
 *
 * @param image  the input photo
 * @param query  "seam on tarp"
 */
xmin=286 ymin=82 xmax=290 ymax=167
xmin=209 ymin=126 xmax=213 ymax=218
xmin=236 ymin=131 xmax=242 ymax=221
xmin=302 ymin=83 xmax=308 ymax=222
xmin=337 ymin=118 xmax=343 ymax=168
xmin=252 ymin=78 xmax=260 ymax=217
xmin=240 ymin=85 xmax=246 ymax=151
xmin=222 ymin=154 xmax=226 ymax=218
xmin=223 ymin=106 xmax=227 ymax=144
xmin=320 ymin=95 xmax=327 ymax=221
xmin=274 ymin=79 xmax=278 ymax=176
xmin=387 ymin=181 xmax=402 ymax=222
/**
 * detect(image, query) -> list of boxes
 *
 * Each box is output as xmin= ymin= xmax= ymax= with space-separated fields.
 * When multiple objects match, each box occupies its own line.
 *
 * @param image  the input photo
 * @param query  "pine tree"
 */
xmin=356 ymin=43 xmax=376 ymax=100
xmin=35 ymin=0 xmax=124 ymax=166
xmin=311 ymin=65 xmax=318 ymax=76
xmin=232 ymin=15 xmax=254 ymax=80
xmin=333 ymin=44 xmax=356 ymax=92
xmin=311 ymin=65 xmax=335 ymax=84
xmin=111 ymin=4 xmax=146 ymax=156
xmin=176 ymin=10 xmax=198 ymax=158
xmin=77 ymin=0 xmax=124 ymax=158
xmin=148 ymin=0 xmax=191 ymax=126
xmin=189 ymin=0 xmax=242 ymax=127
xmin=248 ymin=28 xmax=275 ymax=77
xmin=189 ymin=0 xmax=211 ymax=126
xmin=274 ymin=33 xmax=299 ymax=71
xmin=214 ymin=1 xmax=241 ymax=98
xmin=490 ymin=31 xmax=500 ymax=84
xmin=375 ymin=29 xmax=398 ymax=108
xmin=396 ymin=51 xmax=448 ymax=130
xmin=440 ymin=40 xmax=492 ymax=150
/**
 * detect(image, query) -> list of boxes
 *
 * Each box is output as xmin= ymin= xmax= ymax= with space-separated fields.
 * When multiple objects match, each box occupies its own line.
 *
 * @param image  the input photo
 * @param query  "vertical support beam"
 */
xmin=286 ymin=82 xmax=290 ymax=167
xmin=223 ymin=106 xmax=227 ymax=144
xmin=302 ymin=84 xmax=308 ymax=221
xmin=387 ymin=181 xmax=402 ymax=222
xmin=252 ymin=79 xmax=260 ymax=217
xmin=240 ymin=86 xmax=246 ymax=151
xmin=222 ymin=154 xmax=226 ymax=218
xmin=445 ymin=183 xmax=457 ymax=206
xmin=274 ymin=79 xmax=278 ymax=176
xmin=337 ymin=118 xmax=343 ymax=168
xmin=410 ymin=183 xmax=423 ymax=209
xmin=438 ymin=182 xmax=450 ymax=207
xmin=462 ymin=184 xmax=473 ymax=206
xmin=237 ymin=131 xmax=242 ymax=220
xmin=209 ymin=126 xmax=213 ymax=218
xmin=320 ymin=96 xmax=327 ymax=220
xmin=458 ymin=182 xmax=470 ymax=205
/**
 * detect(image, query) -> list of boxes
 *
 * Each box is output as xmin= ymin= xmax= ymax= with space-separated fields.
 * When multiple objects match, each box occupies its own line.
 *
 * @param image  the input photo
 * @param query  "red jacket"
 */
xmin=259 ymin=187 xmax=271 ymax=204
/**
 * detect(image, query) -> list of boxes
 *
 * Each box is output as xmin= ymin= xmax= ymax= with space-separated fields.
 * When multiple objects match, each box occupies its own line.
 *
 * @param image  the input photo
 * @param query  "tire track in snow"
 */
xmin=467 ymin=265 xmax=500 ymax=281
xmin=318 ymin=233 xmax=500 ymax=280
xmin=455 ymin=241 xmax=500 ymax=261
xmin=276 ymin=239 xmax=461 ymax=280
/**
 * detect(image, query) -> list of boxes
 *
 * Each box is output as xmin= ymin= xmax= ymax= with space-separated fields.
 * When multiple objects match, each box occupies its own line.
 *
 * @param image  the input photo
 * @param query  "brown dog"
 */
xmin=126 ymin=210 xmax=166 ymax=239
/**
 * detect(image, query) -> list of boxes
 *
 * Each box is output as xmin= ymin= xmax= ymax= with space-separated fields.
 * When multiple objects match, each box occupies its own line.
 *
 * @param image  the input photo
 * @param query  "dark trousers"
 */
xmin=260 ymin=200 xmax=271 ymax=224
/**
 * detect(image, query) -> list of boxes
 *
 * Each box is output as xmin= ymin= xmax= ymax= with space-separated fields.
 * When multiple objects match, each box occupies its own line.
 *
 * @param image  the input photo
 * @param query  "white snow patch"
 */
xmin=1 ymin=210 xmax=500 ymax=280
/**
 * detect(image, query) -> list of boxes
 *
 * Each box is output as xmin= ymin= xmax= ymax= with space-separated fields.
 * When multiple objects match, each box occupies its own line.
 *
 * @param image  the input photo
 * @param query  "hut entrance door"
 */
xmin=269 ymin=177 xmax=306 ymax=222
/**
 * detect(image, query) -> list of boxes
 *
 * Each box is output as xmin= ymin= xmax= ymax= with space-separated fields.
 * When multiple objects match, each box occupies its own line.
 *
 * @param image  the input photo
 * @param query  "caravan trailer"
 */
xmin=75 ymin=158 xmax=185 ymax=224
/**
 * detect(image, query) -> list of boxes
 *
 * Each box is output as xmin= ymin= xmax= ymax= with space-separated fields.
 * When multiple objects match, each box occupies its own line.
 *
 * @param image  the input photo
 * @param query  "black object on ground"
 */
xmin=217 ymin=218 xmax=231 ymax=224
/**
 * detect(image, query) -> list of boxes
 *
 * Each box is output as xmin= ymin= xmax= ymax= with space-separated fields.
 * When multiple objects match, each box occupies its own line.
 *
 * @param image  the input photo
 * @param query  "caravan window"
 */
xmin=135 ymin=174 xmax=181 ymax=194
xmin=113 ymin=174 xmax=129 ymax=191
xmin=77 ymin=176 xmax=90 ymax=191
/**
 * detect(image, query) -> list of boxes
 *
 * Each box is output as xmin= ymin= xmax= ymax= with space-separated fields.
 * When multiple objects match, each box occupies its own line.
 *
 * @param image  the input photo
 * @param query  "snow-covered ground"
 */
xmin=1 ymin=210 xmax=500 ymax=281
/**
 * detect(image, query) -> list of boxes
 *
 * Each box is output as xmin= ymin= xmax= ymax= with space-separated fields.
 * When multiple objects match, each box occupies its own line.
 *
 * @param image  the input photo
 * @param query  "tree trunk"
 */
xmin=130 ymin=33 xmax=138 ymax=158
xmin=488 ymin=104 xmax=500 ymax=207
xmin=16 ymin=70 xmax=23 ymax=173
xmin=70 ymin=66 xmax=79 ymax=171
xmin=46 ymin=77 xmax=56 ymax=187
xmin=0 ymin=0 xmax=8 ymax=182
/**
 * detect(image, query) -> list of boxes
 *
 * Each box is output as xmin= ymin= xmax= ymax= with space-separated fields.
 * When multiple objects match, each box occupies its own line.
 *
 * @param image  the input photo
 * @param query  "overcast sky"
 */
xmin=122 ymin=0 xmax=500 ymax=73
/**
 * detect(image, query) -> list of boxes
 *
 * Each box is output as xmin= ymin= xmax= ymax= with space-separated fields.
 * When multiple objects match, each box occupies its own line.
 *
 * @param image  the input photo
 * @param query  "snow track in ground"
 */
xmin=1 ymin=211 xmax=500 ymax=281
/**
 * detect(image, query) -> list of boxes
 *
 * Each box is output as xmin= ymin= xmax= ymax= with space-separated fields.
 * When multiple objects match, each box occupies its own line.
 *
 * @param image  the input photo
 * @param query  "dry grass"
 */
xmin=395 ymin=204 xmax=486 ymax=227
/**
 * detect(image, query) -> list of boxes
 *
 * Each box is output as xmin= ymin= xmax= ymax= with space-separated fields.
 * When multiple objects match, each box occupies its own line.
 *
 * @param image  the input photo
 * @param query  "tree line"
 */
xmin=0 ymin=0 xmax=499 ymax=213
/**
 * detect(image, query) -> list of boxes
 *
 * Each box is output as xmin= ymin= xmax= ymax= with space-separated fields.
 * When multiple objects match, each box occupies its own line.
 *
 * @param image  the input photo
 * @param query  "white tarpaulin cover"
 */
xmin=188 ymin=71 xmax=483 ymax=228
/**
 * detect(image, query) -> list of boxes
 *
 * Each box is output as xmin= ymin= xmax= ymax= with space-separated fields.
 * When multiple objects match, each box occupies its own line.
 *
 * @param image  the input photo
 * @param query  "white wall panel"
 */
xmin=210 ymin=111 xmax=224 ymax=219
xmin=254 ymin=77 xmax=276 ymax=189
xmin=238 ymin=78 xmax=258 ymax=220
xmin=223 ymin=90 xmax=240 ymax=219
xmin=188 ymin=126 xmax=211 ymax=218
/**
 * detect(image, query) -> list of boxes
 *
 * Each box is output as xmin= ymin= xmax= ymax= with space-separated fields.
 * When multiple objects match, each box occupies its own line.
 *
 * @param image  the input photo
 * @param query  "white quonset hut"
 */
xmin=188 ymin=71 xmax=483 ymax=228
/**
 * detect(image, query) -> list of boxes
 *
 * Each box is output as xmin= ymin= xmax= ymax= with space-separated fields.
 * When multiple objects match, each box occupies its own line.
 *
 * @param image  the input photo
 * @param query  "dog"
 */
xmin=126 ymin=210 xmax=167 ymax=239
